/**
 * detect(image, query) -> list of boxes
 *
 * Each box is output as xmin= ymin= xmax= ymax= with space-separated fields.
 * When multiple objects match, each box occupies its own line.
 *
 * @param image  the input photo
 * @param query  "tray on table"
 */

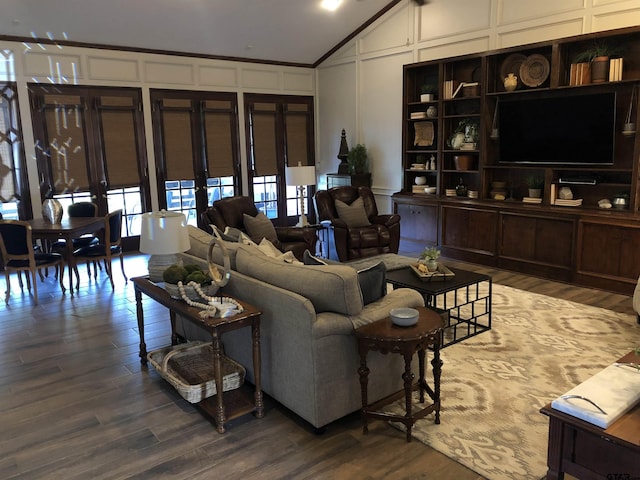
xmin=148 ymin=341 xmax=245 ymax=403
xmin=409 ymin=263 xmax=455 ymax=282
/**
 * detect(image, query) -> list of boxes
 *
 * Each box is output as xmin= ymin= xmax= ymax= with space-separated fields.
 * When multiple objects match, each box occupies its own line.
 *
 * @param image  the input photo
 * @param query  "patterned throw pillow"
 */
xmin=243 ymin=212 xmax=279 ymax=244
xmin=334 ymin=197 xmax=371 ymax=228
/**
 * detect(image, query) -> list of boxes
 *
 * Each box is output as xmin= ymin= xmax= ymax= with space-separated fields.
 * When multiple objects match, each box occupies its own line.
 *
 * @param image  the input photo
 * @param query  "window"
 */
xmin=244 ymin=94 xmax=315 ymax=226
xmin=28 ymin=85 xmax=149 ymax=248
xmin=150 ymin=90 xmax=240 ymax=227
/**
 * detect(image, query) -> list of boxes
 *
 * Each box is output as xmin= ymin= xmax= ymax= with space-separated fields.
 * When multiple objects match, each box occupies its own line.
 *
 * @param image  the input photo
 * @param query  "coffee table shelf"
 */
xmin=386 ymin=266 xmax=491 ymax=347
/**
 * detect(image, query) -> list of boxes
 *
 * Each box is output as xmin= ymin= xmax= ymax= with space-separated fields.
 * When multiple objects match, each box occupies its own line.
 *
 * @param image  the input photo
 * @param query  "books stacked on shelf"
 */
xmin=442 ymin=80 xmax=461 ymax=99
xmin=568 ymin=62 xmax=591 ymax=86
xmin=522 ymin=197 xmax=542 ymax=204
xmin=410 ymin=111 xmax=427 ymax=119
xmin=554 ymin=198 xmax=583 ymax=207
xmin=609 ymin=58 xmax=623 ymax=81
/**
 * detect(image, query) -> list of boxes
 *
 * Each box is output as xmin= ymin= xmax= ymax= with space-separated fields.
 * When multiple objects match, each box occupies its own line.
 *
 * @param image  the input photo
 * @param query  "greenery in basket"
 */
xmin=420 ymin=84 xmax=437 ymax=94
xmin=573 ymin=39 xmax=625 ymax=63
xmin=420 ymin=246 xmax=441 ymax=261
xmin=162 ymin=264 xmax=212 ymax=285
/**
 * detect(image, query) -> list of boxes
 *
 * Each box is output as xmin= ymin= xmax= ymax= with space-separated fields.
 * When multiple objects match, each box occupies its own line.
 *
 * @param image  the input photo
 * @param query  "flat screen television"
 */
xmin=498 ymin=92 xmax=616 ymax=165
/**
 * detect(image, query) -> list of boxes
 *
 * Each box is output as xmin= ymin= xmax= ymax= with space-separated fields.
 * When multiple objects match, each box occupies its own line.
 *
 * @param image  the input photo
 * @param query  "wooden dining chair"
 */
xmin=72 ymin=209 xmax=127 ymax=290
xmin=0 ymin=220 xmax=66 ymax=304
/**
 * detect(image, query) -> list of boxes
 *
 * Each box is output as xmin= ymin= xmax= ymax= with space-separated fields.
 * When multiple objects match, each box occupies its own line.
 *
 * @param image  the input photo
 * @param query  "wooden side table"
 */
xmin=132 ymin=276 xmax=263 ymax=433
xmin=354 ymin=306 xmax=445 ymax=442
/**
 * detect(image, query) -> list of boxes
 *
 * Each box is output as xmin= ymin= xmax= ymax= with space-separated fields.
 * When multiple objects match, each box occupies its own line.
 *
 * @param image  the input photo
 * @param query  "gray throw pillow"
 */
xmin=303 ymin=249 xmax=386 ymax=305
xmin=335 ymin=197 xmax=371 ymax=228
xmin=243 ymin=212 xmax=278 ymax=244
xmin=211 ymin=225 xmax=240 ymax=243
xmin=357 ymin=261 xmax=387 ymax=305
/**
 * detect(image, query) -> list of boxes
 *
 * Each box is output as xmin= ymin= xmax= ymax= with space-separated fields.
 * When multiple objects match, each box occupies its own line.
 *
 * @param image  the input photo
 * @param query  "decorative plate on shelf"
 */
xmin=520 ymin=54 xmax=550 ymax=87
xmin=500 ymin=53 xmax=527 ymax=89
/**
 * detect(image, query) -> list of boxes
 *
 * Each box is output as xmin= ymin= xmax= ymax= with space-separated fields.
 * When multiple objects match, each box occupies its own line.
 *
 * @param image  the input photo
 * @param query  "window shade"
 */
xmin=251 ymin=103 xmax=278 ymax=176
xmin=163 ymin=110 xmax=194 ymax=181
xmin=100 ymin=109 xmax=141 ymax=188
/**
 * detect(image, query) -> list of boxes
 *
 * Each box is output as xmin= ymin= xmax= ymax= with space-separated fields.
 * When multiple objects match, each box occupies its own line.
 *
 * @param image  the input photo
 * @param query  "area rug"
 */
xmin=388 ymin=283 xmax=640 ymax=480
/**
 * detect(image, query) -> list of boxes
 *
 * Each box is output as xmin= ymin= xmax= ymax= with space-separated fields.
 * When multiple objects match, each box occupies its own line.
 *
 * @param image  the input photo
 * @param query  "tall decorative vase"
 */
xmin=42 ymin=198 xmax=63 ymax=224
xmin=503 ymin=73 xmax=518 ymax=91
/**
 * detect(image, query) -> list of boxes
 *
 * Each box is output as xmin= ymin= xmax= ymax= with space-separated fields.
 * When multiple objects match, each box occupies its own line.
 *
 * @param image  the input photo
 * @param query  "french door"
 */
xmin=28 ymin=85 xmax=149 ymax=250
xmin=244 ymin=94 xmax=315 ymax=226
xmin=150 ymin=90 xmax=241 ymax=228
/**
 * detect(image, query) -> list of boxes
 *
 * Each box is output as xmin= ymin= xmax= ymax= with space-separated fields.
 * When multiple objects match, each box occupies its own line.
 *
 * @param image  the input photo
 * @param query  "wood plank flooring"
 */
xmin=0 ymin=253 xmax=634 ymax=479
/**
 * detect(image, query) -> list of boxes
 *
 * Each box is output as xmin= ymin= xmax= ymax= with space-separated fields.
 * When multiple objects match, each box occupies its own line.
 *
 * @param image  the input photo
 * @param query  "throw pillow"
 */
xmin=335 ymin=197 xmax=371 ymax=228
xmin=185 ymin=225 xmax=212 ymax=259
xmin=258 ymin=238 xmax=301 ymax=264
xmin=211 ymin=225 xmax=239 ymax=243
xmin=238 ymin=232 xmax=258 ymax=247
xmin=302 ymin=249 xmax=328 ymax=265
xmin=243 ymin=212 xmax=279 ymax=244
xmin=357 ymin=261 xmax=387 ymax=305
xmin=224 ymin=226 xmax=243 ymax=242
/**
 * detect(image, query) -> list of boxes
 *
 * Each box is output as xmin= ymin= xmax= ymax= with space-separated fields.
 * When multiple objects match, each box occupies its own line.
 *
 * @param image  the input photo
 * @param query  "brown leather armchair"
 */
xmin=200 ymin=196 xmax=317 ymax=261
xmin=314 ymin=186 xmax=400 ymax=262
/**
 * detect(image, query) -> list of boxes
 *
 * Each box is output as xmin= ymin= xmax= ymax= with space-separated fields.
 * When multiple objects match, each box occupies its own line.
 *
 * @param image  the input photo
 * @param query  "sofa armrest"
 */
xmin=371 ymin=214 xmax=400 ymax=228
xmin=349 ymin=287 xmax=425 ymax=329
xmin=275 ymin=226 xmax=317 ymax=245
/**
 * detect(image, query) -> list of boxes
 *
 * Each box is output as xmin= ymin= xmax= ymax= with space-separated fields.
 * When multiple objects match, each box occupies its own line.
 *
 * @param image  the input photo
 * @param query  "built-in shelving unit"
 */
xmin=394 ymin=26 xmax=640 ymax=295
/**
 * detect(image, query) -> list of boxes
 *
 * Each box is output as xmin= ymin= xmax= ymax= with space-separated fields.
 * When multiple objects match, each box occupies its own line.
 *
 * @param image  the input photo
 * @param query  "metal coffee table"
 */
xmin=386 ymin=266 xmax=491 ymax=347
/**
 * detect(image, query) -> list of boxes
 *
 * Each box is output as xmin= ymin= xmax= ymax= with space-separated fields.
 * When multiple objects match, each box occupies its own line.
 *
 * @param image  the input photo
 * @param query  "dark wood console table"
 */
xmin=355 ymin=306 xmax=444 ymax=442
xmin=132 ymin=276 xmax=264 ymax=433
xmin=540 ymin=351 xmax=640 ymax=480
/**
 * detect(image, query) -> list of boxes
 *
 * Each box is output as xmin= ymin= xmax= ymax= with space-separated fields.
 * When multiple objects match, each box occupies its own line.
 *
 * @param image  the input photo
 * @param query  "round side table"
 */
xmin=354 ymin=306 xmax=444 ymax=442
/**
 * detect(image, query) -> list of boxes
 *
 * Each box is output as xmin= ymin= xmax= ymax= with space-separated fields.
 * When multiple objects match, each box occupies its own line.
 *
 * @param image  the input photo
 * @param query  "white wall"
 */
xmin=0 ymin=41 xmax=315 ymax=216
xmin=316 ymin=0 xmax=640 ymax=213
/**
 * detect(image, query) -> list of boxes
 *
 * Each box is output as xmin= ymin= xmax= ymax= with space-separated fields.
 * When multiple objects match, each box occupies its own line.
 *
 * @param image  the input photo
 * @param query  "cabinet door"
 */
xmin=500 ymin=214 xmax=573 ymax=267
xmin=441 ymin=206 xmax=496 ymax=254
xmin=396 ymin=202 xmax=438 ymax=246
xmin=579 ymin=222 xmax=640 ymax=280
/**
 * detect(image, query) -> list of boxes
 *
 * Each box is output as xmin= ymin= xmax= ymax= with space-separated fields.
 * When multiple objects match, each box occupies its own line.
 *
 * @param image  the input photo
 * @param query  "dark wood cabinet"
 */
xmin=394 ymin=200 xmax=438 ymax=250
xmin=499 ymin=213 xmax=574 ymax=280
xmin=395 ymin=25 xmax=640 ymax=295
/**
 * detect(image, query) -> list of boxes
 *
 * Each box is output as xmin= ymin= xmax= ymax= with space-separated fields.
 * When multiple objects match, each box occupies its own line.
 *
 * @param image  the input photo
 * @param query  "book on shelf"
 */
xmin=549 ymin=183 xmax=556 ymax=205
xmin=608 ymin=57 xmax=623 ymax=81
xmin=522 ymin=197 xmax=542 ymax=204
xmin=569 ymin=62 xmax=591 ymax=86
xmin=410 ymin=111 xmax=427 ymax=119
xmin=443 ymin=80 xmax=461 ymax=100
xmin=554 ymin=198 xmax=583 ymax=207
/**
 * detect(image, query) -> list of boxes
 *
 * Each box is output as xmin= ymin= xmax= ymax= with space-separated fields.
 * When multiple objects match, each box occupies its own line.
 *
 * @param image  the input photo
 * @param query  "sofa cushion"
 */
xmin=302 ymin=249 xmax=385 ymax=305
xmin=335 ymin=197 xmax=371 ymax=228
xmin=243 ymin=212 xmax=278 ymax=244
xmin=186 ymin=225 xmax=243 ymax=270
xmin=211 ymin=224 xmax=242 ymax=243
xmin=236 ymin=247 xmax=363 ymax=316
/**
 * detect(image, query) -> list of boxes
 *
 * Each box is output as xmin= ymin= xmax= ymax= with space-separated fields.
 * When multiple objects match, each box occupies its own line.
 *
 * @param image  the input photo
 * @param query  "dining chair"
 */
xmin=0 ymin=220 xmax=66 ymax=304
xmin=72 ymin=209 xmax=127 ymax=290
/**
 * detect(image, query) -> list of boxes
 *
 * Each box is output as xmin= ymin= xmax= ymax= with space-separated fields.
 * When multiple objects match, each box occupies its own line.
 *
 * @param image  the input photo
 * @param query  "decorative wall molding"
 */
xmin=198 ymin=65 xmax=238 ymax=87
xmin=143 ymin=61 xmax=194 ymax=85
xmin=22 ymin=51 xmax=83 ymax=81
xmin=88 ymin=56 xmax=139 ymax=82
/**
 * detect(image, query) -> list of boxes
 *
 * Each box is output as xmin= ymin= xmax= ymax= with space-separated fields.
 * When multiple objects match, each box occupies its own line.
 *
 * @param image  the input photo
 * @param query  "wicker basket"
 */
xmin=148 ymin=341 xmax=245 ymax=403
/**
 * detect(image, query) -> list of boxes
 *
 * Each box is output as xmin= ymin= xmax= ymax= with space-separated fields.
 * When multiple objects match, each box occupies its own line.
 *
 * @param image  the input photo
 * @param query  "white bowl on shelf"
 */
xmin=390 ymin=307 xmax=419 ymax=327
xmin=424 ymin=186 xmax=436 ymax=194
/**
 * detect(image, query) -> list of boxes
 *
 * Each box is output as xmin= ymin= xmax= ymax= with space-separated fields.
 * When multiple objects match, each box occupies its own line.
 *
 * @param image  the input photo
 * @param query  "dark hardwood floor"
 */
xmin=0 ymin=253 xmax=634 ymax=479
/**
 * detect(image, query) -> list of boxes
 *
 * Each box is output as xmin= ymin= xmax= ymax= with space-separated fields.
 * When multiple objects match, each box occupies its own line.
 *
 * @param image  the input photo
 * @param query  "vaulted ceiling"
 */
xmin=0 ymin=0 xmax=402 ymax=66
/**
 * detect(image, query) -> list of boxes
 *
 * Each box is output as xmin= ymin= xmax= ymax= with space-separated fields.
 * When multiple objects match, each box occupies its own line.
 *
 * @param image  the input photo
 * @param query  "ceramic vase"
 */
xmin=426 ymin=259 xmax=438 ymax=272
xmin=42 ymin=198 xmax=63 ymax=224
xmin=504 ymin=73 xmax=518 ymax=91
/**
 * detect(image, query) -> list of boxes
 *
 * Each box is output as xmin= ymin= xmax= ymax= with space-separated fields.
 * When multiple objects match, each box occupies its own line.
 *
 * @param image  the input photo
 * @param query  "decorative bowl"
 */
xmin=414 ymin=176 xmax=427 ymax=185
xmin=390 ymin=307 xmax=419 ymax=327
xmin=424 ymin=186 xmax=436 ymax=194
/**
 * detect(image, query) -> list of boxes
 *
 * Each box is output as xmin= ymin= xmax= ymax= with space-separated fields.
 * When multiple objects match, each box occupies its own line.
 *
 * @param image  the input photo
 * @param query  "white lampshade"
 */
xmin=286 ymin=163 xmax=316 ymax=227
xmin=286 ymin=163 xmax=316 ymax=186
xmin=139 ymin=210 xmax=190 ymax=281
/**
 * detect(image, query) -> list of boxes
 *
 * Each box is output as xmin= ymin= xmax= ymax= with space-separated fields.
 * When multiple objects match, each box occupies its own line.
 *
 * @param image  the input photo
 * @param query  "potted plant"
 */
xmin=448 ymin=118 xmax=479 ymax=149
xmin=347 ymin=143 xmax=369 ymax=175
xmin=420 ymin=84 xmax=437 ymax=102
xmin=419 ymin=245 xmax=441 ymax=272
xmin=525 ymin=175 xmax=544 ymax=198
xmin=573 ymin=40 xmax=625 ymax=83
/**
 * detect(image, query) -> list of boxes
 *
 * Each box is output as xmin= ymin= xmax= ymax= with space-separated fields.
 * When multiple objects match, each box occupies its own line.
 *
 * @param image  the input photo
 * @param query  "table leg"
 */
xmin=211 ymin=332 xmax=226 ymax=434
xmin=65 ymin=236 xmax=76 ymax=294
xmin=357 ymin=345 xmax=370 ymax=435
xmin=418 ymin=348 xmax=426 ymax=403
xmin=402 ymin=350 xmax=414 ymax=442
xmin=432 ymin=338 xmax=442 ymax=424
xmin=170 ymin=311 xmax=178 ymax=346
xmin=252 ymin=320 xmax=264 ymax=418
xmin=135 ymin=287 xmax=147 ymax=365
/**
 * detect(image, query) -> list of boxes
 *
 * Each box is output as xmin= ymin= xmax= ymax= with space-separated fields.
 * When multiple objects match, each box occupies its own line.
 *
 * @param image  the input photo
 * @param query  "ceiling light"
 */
xmin=321 ymin=0 xmax=342 ymax=12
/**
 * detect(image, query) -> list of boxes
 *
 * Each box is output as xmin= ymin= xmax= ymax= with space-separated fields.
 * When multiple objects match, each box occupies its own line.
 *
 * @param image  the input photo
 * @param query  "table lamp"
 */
xmin=286 ymin=162 xmax=316 ymax=227
xmin=139 ymin=210 xmax=190 ymax=282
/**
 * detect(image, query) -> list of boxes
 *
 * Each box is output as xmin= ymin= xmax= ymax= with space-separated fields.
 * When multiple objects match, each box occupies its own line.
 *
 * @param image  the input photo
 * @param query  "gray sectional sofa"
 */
xmin=174 ymin=226 xmax=424 ymax=429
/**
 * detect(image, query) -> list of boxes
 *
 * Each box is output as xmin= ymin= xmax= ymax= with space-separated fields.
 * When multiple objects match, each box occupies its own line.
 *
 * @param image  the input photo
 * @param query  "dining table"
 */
xmin=28 ymin=216 xmax=106 ymax=295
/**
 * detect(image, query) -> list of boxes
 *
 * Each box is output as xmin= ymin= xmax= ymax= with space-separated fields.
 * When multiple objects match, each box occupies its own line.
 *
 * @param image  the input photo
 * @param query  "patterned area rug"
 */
xmin=389 ymin=283 xmax=640 ymax=480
